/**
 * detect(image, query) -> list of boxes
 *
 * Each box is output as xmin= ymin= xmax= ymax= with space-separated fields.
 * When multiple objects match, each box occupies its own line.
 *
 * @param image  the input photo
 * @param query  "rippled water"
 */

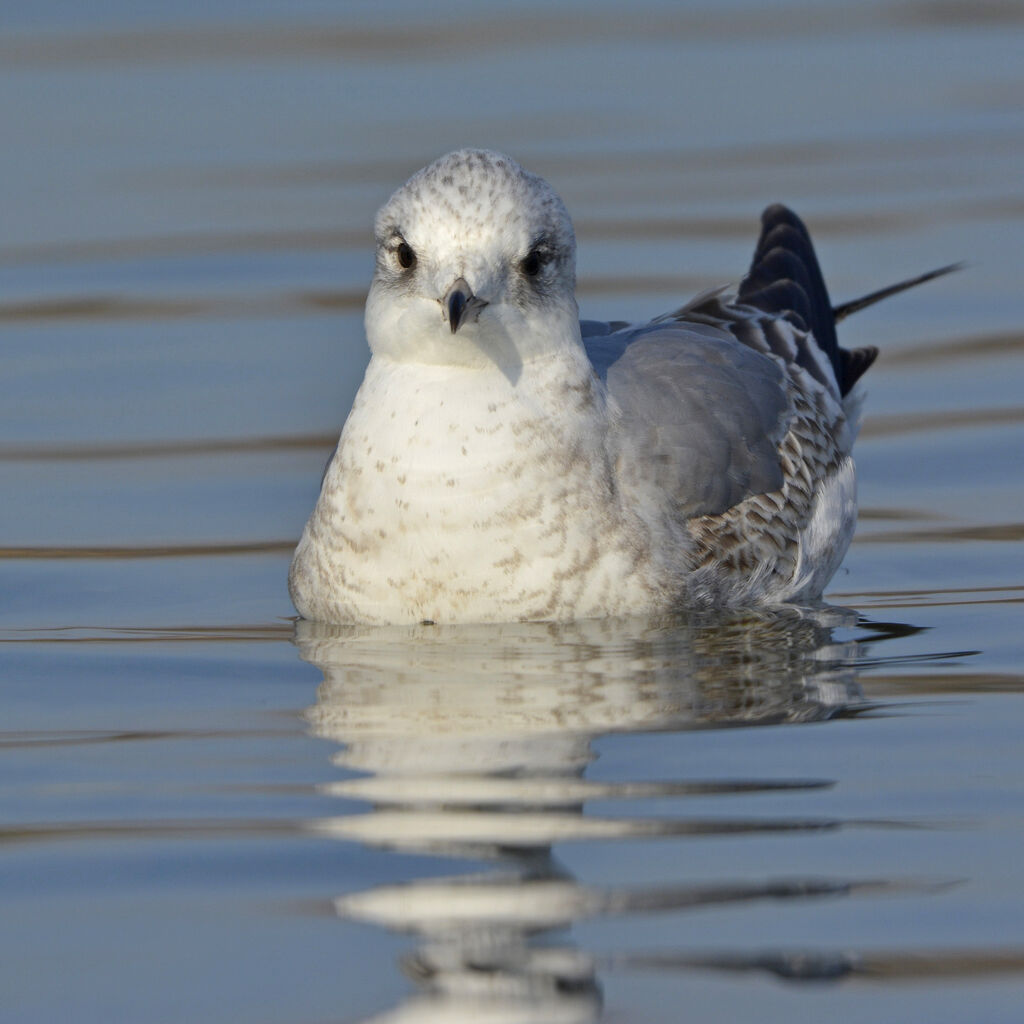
xmin=3 ymin=2 xmax=1023 ymax=1022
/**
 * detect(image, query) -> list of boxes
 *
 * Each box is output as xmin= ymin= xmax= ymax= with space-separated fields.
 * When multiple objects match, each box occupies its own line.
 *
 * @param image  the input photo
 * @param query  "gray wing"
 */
xmin=583 ymin=297 xmax=854 ymax=600
xmin=583 ymin=317 xmax=792 ymax=518
xmin=580 ymin=204 xmax=861 ymax=522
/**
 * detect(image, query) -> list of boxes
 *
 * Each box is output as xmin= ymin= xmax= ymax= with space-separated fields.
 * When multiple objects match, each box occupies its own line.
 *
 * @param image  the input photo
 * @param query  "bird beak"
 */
xmin=442 ymin=277 xmax=489 ymax=333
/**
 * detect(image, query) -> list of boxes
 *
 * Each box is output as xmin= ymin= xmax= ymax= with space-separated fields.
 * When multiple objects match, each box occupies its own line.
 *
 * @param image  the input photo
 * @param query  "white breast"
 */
xmin=289 ymin=354 xmax=673 ymax=624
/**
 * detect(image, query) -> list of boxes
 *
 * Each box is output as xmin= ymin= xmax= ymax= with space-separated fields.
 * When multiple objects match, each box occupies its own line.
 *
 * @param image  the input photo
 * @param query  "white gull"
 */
xmin=289 ymin=148 xmax=953 ymax=625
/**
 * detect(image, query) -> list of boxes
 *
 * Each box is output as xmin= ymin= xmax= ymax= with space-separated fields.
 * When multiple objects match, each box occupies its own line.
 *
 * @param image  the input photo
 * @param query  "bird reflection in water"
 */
xmin=296 ymin=608 xmax=867 ymax=1023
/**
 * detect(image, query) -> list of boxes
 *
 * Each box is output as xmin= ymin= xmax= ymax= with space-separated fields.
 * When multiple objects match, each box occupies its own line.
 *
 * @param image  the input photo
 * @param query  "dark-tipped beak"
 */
xmin=442 ymin=277 xmax=488 ymax=333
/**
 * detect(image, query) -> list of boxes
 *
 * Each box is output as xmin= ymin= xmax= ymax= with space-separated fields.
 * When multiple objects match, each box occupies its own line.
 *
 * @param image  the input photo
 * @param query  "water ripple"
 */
xmin=290 ymin=613 xmax=918 ymax=1021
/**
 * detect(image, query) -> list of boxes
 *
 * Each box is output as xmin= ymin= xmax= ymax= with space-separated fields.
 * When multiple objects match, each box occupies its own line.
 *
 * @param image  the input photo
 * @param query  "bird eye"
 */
xmin=396 ymin=241 xmax=416 ymax=270
xmin=520 ymin=250 xmax=543 ymax=277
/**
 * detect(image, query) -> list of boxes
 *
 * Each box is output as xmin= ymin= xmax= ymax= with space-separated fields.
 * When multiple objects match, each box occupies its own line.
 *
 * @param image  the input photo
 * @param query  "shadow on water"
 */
xmin=293 ymin=606 xmax=960 ymax=1023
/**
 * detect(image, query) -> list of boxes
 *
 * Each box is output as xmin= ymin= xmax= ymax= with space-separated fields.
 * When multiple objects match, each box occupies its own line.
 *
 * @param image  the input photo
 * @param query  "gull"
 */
xmin=289 ymin=149 xmax=954 ymax=625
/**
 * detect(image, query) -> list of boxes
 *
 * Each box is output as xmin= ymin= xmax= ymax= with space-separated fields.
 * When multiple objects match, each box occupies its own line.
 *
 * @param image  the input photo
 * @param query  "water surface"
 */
xmin=2 ymin=2 xmax=1023 ymax=1022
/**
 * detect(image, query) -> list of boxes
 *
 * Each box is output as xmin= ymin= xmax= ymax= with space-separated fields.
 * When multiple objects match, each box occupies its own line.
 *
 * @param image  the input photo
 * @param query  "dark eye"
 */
xmin=396 ymin=241 xmax=416 ymax=270
xmin=520 ymin=249 xmax=543 ymax=277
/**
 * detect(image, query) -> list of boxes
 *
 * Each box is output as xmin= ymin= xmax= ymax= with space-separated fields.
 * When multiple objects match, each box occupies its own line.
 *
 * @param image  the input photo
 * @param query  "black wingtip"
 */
xmin=839 ymin=346 xmax=879 ymax=392
xmin=739 ymin=203 xmax=842 ymax=389
xmin=740 ymin=206 xmax=960 ymax=397
xmin=832 ymin=262 xmax=965 ymax=323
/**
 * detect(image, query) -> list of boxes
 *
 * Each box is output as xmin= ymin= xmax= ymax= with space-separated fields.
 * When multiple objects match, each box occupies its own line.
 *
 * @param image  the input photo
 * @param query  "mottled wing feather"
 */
xmin=584 ymin=292 xmax=852 ymax=598
xmin=684 ymin=379 xmax=847 ymax=601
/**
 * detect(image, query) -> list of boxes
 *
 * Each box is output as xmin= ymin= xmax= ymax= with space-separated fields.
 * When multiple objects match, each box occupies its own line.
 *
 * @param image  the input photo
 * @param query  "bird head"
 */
xmin=364 ymin=149 xmax=580 ymax=377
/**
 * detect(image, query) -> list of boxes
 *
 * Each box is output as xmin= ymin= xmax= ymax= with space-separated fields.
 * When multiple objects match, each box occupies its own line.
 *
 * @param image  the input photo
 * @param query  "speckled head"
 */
xmin=365 ymin=149 xmax=581 ymax=370
xmin=375 ymin=149 xmax=575 ymax=258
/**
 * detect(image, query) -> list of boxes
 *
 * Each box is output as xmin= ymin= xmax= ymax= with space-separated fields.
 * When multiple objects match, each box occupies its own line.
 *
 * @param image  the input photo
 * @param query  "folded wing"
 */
xmin=582 ymin=205 xmax=862 ymax=602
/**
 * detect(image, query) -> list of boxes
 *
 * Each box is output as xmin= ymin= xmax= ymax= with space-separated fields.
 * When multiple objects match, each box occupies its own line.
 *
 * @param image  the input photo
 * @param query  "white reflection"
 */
xmin=297 ymin=609 xmax=864 ymax=1023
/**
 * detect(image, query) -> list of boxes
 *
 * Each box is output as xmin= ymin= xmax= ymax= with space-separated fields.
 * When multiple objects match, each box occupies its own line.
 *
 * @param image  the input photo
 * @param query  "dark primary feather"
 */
xmin=831 ymin=262 xmax=964 ymax=322
xmin=737 ymin=205 xmax=962 ymax=395
xmin=737 ymin=204 xmax=875 ymax=397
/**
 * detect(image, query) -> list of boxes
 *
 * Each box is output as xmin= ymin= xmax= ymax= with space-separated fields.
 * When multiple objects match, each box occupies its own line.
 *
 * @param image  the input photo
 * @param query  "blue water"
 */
xmin=2 ymin=2 xmax=1023 ymax=1022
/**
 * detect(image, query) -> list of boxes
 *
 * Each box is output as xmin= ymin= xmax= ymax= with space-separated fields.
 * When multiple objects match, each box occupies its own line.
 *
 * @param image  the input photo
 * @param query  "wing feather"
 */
xmin=584 ymin=293 xmax=853 ymax=602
